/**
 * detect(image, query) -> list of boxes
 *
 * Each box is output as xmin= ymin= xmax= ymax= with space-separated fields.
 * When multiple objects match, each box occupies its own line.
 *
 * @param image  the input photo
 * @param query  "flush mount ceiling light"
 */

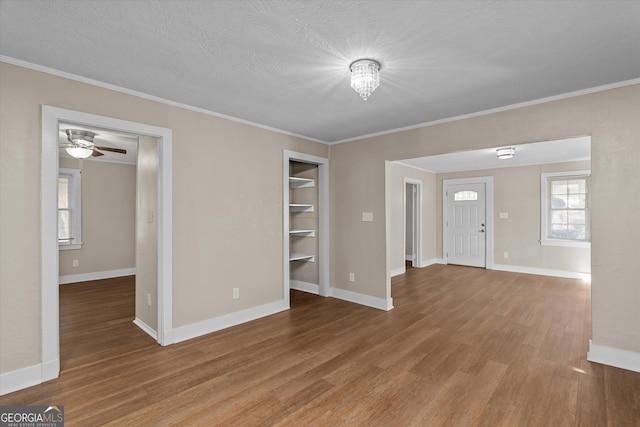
xmin=350 ymin=59 xmax=380 ymax=101
xmin=496 ymin=147 xmax=516 ymax=159
xmin=65 ymin=129 xmax=96 ymax=159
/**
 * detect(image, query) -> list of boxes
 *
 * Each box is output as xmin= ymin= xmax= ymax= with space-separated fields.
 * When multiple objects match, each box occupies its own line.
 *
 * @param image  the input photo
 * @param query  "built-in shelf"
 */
xmin=289 ymin=176 xmax=315 ymax=188
xmin=289 ymin=204 xmax=314 ymax=212
xmin=289 ymin=253 xmax=315 ymax=262
xmin=285 ymin=154 xmax=328 ymax=296
xmin=289 ymin=229 xmax=315 ymax=237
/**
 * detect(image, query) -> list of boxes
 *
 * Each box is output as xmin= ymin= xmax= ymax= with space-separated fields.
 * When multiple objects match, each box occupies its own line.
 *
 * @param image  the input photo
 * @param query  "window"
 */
xmin=541 ymin=170 xmax=590 ymax=247
xmin=454 ymin=190 xmax=478 ymax=201
xmin=58 ymin=168 xmax=82 ymax=250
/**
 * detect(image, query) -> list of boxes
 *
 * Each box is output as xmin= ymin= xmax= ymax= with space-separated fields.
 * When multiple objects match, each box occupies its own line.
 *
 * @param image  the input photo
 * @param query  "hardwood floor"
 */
xmin=1 ymin=266 xmax=639 ymax=426
xmin=58 ymin=276 xmax=157 ymax=372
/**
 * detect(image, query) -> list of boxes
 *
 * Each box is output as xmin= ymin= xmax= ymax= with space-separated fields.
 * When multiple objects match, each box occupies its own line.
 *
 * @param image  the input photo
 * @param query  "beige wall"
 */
xmin=329 ymin=142 xmax=388 ymax=298
xmin=0 ymin=62 xmax=327 ymax=373
xmin=436 ymin=160 xmax=591 ymax=274
xmin=135 ymin=137 xmax=158 ymax=330
xmin=58 ymin=157 xmax=136 ymax=277
xmin=331 ymin=84 xmax=640 ymax=354
xmin=385 ymin=162 xmax=437 ymax=274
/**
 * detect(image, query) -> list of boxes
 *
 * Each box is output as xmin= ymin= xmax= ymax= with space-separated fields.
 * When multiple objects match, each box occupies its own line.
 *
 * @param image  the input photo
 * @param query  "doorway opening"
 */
xmin=41 ymin=106 xmax=173 ymax=383
xmin=283 ymin=150 xmax=329 ymax=306
xmin=404 ymin=178 xmax=422 ymax=269
xmin=57 ymin=123 xmax=153 ymax=371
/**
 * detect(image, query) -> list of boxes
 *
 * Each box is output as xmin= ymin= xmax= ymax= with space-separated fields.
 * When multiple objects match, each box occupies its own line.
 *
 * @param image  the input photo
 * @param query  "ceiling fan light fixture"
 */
xmin=65 ymin=145 xmax=94 ymax=159
xmin=66 ymin=129 xmax=96 ymax=145
xmin=65 ymin=129 xmax=96 ymax=159
xmin=496 ymin=147 xmax=516 ymax=159
xmin=350 ymin=59 xmax=380 ymax=101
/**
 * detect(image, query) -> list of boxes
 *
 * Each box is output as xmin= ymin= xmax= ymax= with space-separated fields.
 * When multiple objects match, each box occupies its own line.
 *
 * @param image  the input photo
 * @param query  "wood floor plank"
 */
xmin=1 ymin=267 xmax=639 ymax=426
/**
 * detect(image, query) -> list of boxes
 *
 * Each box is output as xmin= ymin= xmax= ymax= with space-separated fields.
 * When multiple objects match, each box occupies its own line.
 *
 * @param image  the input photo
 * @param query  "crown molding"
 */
xmin=3 ymin=55 xmax=638 ymax=147
xmin=331 ymin=78 xmax=640 ymax=145
xmin=0 ymin=55 xmax=327 ymax=145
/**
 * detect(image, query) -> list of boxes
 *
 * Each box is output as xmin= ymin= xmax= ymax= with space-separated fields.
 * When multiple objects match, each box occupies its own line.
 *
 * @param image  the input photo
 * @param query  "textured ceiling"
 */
xmin=1 ymin=0 xmax=639 ymax=143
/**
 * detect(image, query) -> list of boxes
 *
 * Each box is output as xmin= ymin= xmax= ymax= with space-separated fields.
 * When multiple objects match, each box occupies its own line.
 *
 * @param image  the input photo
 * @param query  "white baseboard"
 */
xmin=405 ymin=255 xmax=414 ymax=261
xmin=41 ymin=359 xmax=59 ymax=383
xmin=172 ymin=299 xmax=289 ymax=344
xmin=59 ymin=267 xmax=136 ymax=285
xmin=491 ymin=264 xmax=590 ymax=281
xmin=0 ymin=363 xmax=43 ymax=396
xmin=133 ymin=318 xmax=158 ymax=340
xmin=329 ymin=287 xmax=393 ymax=311
xmin=290 ymin=280 xmax=319 ymax=295
xmin=418 ymin=258 xmax=443 ymax=268
xmin=390 ymin=266 xmax=406 ymax=277
xmin=587 ymin=340 xmax=640 ymax=373
xmin=141 ymin=285 xmax=394 ymax=345
xmin=392 ymin=258 xmax=442 ymax=276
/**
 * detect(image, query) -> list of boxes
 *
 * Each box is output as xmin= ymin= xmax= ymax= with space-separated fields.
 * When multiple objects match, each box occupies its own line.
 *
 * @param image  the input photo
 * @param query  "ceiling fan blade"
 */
xmin=91 ymin=149 xmax=105 ymax=157
xmin=95 ymin=146 xmax=127 ymax=154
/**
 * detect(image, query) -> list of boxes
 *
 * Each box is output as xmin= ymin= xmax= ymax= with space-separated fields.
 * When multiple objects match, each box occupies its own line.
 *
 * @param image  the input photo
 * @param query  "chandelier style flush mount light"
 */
xmin=350 ymin=59 xmax=380 ymax=101
xmin=65 ymin=129 xmax=96 ymax=159
xmin=496 ymin=147 xmax=516 ymax=159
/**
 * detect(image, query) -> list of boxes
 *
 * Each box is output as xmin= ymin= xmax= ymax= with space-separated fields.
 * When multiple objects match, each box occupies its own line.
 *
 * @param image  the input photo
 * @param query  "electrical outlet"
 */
xmin=233 ymin=288 xmax=240 ymax=299
xmin=349 ymin=272 xmax=355 ymax=282
xmin=362 ymin=212 xmax=373 ymax=222
xmin=72 ymin=259 xmax=79 ymax=267
xmin=147 ymin=293 xmax=152 ymax=307
xmin=503 ymin=251 xmax=509 ymax=259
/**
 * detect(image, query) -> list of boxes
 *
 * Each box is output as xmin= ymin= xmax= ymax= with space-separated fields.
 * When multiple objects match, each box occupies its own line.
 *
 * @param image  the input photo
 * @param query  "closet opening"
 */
xmin=282 ymin=151 xmax=329 ymax=307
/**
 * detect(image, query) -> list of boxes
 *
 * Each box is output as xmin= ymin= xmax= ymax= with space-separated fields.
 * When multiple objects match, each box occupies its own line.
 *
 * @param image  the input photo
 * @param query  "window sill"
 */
xmin=59 ymin=243 xmax=83 ymax=251
xmin=540 ymin=239 xmax=590 ymax=249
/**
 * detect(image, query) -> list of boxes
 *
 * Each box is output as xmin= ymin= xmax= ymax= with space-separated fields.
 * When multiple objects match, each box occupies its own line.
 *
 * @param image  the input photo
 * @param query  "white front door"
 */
xmin=446 ymin=183 xmax=486 ymax=267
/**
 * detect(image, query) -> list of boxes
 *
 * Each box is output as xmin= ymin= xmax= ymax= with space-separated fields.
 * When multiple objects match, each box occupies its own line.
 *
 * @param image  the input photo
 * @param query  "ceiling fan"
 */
xmin=63 ymin=129 xmax=127 ymax=159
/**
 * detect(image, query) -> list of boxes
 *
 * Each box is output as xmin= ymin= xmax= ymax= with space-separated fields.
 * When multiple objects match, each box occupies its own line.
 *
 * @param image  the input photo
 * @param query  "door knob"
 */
xmin=479 ymin=229 xmax=485 ymax=233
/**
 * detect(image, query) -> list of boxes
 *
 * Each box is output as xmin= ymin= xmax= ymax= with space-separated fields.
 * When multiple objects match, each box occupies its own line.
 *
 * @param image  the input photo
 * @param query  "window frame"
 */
xmin=58 ymin=168 xmax=83 ymax=250
xmin=540 ymin=170 xmax=591 ymax=248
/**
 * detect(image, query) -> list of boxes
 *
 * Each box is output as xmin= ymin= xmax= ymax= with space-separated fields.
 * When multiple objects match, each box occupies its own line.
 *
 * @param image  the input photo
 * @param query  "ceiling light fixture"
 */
xmin=496 ymin=147 xmax=516 ymax=159
xmin=350 ymin=59 xmax=380 ymax=101
xmin=65 ymin=129 xmax=96 ymax=159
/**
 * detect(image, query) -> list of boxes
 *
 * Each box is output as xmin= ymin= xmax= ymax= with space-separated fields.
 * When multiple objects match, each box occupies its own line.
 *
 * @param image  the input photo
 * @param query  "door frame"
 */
xmin=41 ymin=106 xmax=173 ymax=382
xmin=282 ymin=150 xmax=330 ymax=305
xmin=442 ymin=176 xmax=494 ymax=269
xmin=403 ymin=177 xmax=422 ymax=268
